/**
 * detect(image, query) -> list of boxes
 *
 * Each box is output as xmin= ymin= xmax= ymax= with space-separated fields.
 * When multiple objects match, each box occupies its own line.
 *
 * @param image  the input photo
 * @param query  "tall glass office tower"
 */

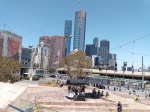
xmin=100 ymin=40 xmax=109 ymax=65
xmin=64 ymin=20 xmax=72 ymax=55
xmin=73 ymin=10 xmax=86 ymax=51
xmin=93 ymin=37 xmax=99 ymax=55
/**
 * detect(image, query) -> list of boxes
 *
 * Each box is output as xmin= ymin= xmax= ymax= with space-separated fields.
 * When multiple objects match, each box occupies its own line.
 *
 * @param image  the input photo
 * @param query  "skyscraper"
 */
xmin=100 ymin=40 xmax=109 ymax=65
xmin=93 ymin=37 xmax=99 ymax=55
xmin=85 ymin=44 xmax=97 ymax=58
xmin=109 ymin=53 xmax=116 ymax=68
xmin=64 ymin=20 xmax=72 ymax=55
xmin=73 ymin=10 xmax=86 ymax=51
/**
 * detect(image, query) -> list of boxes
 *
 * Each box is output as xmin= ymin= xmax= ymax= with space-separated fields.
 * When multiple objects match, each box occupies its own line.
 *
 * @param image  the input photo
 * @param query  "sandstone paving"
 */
xmin=25 ymin=83 xmax=150 ymax=112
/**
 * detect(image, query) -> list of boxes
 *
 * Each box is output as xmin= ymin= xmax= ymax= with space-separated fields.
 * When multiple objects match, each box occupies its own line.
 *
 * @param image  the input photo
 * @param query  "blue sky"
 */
xmin=0 ymin=0 xmax=150 ymax=70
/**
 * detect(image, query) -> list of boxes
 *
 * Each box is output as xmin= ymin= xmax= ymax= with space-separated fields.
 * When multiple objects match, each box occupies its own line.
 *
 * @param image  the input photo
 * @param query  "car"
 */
xmin=32 ymin=75 xmax=40 ymax=81
xmin=94 ymin=83 xmax=105 ymax=89
xmin=49 ymin=74 xmax=56 ymax=78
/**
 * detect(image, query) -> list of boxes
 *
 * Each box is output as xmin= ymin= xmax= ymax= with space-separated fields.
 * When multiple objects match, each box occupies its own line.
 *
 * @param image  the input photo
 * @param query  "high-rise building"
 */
xmin=73 ymin=10 xmax=86 ymax=51
xmin=100 ymin=40 xmax=109 ymax=65
xmin=85 ymin=44 xmax=97 ymax=58
xmin=93 ymin=37 xmax=99 ymax=55
xmin=64 ymin=20 xmax=72 ymax=55
xmin=0 ymin=30 xmax=22 ymax=61
xmin=49 ymin=36 xmax=65 ymax=64
xmin=109 ymin=53 xmax=116 ymax=68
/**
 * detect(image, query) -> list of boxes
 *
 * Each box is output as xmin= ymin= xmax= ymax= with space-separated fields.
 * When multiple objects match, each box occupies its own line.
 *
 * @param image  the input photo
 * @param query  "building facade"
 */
xmin=39 ymin=36 xmax=50 ymax=44
xmin=64 ymin=20 xmax=72 ymax=56
xmin=109 ymin=53 xmax=116 ymax=68
xmin=100 ymin=40 xmax=109 ymax=65
xmin=85 ymin=44 xmax=97 ymax=58
xmin=33 ymin=42 xmax=50 ymax=70
xmin=49 ymin=36 xmax=65 ymax=65
xmin=93 ymin=37 xmax=99 ymax=55
xmin=92 ymin=55 xmax=104 ymax=67
xmin=73 ymin=10 xmax=86 ymax=51
xmin=0 ymin=30 xmax=22 ymax=61
xmin=21 ymin=47 xmax=32 ymax=68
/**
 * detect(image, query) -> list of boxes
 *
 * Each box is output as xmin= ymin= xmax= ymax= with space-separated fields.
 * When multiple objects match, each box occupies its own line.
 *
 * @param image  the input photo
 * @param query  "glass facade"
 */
xmin=100 ymin=40 xmax=109 ymax=65
xmin=93 ymin=37 xmax=99 ymax=55
xmin=73 ymin=10 xmax=86 ymax=51
xmin=64 ymin=20 xmax=72 ymax=55
xmin=85 ymin=44 xmax=97 ymax=58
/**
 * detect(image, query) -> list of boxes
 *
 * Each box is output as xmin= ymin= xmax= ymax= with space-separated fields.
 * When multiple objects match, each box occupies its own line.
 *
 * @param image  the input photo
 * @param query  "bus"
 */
xmin=35 ymin=69 xmax=48 ymax=77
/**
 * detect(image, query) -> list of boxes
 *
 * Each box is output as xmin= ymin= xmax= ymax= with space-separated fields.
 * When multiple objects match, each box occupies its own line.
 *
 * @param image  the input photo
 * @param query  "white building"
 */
xmin=33 ymin=42 xmax=50 ymax=70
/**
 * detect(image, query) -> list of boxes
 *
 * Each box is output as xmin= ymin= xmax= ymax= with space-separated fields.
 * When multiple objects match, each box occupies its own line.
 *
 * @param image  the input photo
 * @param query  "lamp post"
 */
xmin=142 ymin=56 xmax=144 ymax=92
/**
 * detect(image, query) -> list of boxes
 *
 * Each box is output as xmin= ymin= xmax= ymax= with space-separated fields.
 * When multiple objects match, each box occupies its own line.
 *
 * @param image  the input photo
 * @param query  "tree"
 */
xmin=59 ymin=50 xmax=92 ymax=79
xmin=0 ymin=56 xmax=20 ymax=82
xmin=33 ymin=63 xmax=39 ymax=68
xmin=48 ymin=67 xmax=56 ymax=73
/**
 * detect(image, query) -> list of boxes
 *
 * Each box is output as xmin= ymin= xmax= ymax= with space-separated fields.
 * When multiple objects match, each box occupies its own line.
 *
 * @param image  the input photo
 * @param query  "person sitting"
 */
xmin=101 ymin=91 xmax=104 ymax=96
xmin=59 ymin=82 xmax=63 ymax=87
xmin=105 ymin=91 xmax=109 ymax=98
xmin=135 ymin=95 xmax=139 ymax=100
xmin=92 ymin=88 xmax=97 ymax=96
xmin=97 ymin=90 xmax=100 ymax=96
xmin=74 ymin=87 xmax=78 ymax=101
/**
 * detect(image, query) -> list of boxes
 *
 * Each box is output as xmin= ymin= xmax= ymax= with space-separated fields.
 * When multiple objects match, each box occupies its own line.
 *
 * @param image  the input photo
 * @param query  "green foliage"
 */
xmin=48 ymin=68 xmax=56 ymax=73
xmin=33 ymin=63 xmax=39 ymax=68
xmin=0 ymin=56 xmax=20 ymax=82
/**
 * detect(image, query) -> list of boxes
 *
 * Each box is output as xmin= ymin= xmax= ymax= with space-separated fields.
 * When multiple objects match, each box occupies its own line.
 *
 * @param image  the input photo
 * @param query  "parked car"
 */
xmin=32 ymin=75 xmax=40 ymax=81
xmin=49 ymin=74 xmax=56 ymax=78
xmin=94 ymin=83 xmax=105 ymax=89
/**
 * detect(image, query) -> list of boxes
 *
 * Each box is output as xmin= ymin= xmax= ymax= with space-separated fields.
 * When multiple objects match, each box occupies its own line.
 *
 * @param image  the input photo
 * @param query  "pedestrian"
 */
xmin=107 ymin=85 xmax=109 ymax=90
xmin=74 ymin=87 xmax=78 ymax=101
xmin=145 ymin=92 xmax=148 ymax=100
xmin=117 ymin=101 xmax=122 ymax=112
xmin=119 ymin=87 xmax=121 ymax=92
xmin=114 ymin=87 xmax=116 ymax=91
xmin=128 ymin=85 xmax=129 ymax=90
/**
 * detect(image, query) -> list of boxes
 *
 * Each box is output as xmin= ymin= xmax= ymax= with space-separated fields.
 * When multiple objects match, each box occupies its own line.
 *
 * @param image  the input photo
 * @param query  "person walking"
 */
xmin=117 ymin=101 xmax=122 ymax=112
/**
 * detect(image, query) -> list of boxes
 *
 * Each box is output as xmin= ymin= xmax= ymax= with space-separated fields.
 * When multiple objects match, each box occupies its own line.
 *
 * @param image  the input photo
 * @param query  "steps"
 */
xmin=38 ymin=101 xmax=126 ymax=112
xmin=38 ymin=101 xmax=150 ymax=112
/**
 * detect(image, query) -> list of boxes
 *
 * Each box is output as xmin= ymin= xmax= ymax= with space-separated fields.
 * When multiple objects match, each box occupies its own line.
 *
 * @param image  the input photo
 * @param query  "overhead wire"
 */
xmin=114 ymin=48 xmax=150 ymax=57
xmin=111 ymin=33 xmax=150 ymax=50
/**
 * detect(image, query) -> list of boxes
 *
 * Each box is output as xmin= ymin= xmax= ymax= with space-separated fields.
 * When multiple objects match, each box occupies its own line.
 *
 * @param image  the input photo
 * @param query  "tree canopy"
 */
xmin=0 ymin=56 xmax=20 ymax=82
xmin=59 ymin=50 xmax=92 ymax=79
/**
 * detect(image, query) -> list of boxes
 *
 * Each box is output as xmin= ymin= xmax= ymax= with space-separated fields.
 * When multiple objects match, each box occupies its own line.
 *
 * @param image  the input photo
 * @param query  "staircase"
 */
xmin=37 ymin=101 xmax=139 ymax=112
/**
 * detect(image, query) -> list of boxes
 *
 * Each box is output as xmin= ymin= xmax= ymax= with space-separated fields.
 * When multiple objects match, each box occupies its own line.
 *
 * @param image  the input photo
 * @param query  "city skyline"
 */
xmin=0 ymin=0 xmax=150 ymax=69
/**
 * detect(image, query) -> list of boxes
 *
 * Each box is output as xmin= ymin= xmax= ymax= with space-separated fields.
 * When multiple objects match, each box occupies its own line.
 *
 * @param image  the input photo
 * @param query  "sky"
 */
xmin=0 ymin=0 xmax=150 ymax=70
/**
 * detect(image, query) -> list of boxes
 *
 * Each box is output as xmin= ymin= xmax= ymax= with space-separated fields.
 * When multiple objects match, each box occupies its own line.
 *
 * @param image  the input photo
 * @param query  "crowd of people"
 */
xmin=68 ymin=85 xmax=85 ymax=101
xmin=92 ymin=88 xmax=109 ymax=98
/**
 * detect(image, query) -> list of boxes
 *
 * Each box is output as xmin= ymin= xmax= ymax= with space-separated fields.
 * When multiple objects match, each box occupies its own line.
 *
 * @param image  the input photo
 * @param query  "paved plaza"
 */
xmin=15 ymin=79 xmax=150 ymax=112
